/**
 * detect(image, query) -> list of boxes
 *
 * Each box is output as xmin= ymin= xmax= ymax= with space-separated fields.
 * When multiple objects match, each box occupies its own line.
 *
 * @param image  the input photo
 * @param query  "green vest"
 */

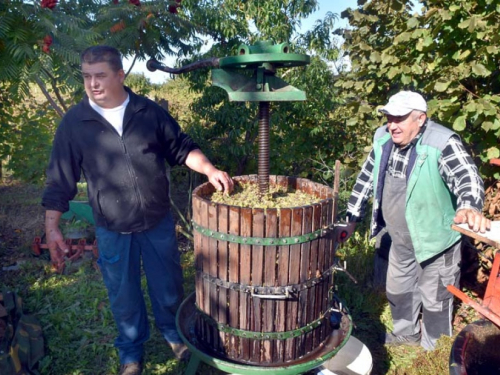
xmin=372 ymin=121 xmax=461 ymax=263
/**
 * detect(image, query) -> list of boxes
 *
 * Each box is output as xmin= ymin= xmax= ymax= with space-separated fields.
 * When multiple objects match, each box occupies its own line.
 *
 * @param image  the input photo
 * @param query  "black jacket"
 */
xmin=42 ymin=87 xmax=199 ymax=232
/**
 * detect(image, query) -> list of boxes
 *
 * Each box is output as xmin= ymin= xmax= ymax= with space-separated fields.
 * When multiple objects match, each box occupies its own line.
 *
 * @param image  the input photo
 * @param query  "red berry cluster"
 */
xmin=129 ymin=0 xmax=140 ymax=6
xmin=112 ymin=0 xmax=119 ymax=4
xmin=41 ymin=0 xmax=58 ymax=9
xmin=110 ymin=20 xmax=126 ymax=33
xmin=168 ymin=0 xmax=181 ymax=14
xmin=42 ymin=35 xmax=52 ymax=54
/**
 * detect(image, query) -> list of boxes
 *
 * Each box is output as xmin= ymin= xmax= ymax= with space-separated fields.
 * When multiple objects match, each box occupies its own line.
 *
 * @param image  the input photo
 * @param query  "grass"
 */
xmin=0 ymin=179 xmax=486 ymax=375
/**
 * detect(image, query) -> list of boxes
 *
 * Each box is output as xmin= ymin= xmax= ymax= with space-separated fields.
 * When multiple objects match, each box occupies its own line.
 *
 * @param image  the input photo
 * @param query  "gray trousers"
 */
xmin=382 ymin=173 xmax=461 ymax=350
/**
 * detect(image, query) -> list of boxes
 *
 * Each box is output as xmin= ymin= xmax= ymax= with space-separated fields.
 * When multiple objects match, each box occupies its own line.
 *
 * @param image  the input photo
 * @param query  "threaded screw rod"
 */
xmin=258 ymin=101 xmax=270 ymax=194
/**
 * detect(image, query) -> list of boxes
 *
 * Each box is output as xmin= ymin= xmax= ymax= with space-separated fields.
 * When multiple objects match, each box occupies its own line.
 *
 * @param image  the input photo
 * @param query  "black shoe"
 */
xmin=119 ymin=362 xmax=143 ymax=375
xmin=384 ymin=332 xmax=420 ymax=347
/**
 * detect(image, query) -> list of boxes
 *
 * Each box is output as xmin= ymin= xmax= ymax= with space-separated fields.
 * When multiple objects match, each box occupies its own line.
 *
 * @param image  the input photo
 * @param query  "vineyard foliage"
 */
xmin=334 ymin=0 xmax=500 ymax=180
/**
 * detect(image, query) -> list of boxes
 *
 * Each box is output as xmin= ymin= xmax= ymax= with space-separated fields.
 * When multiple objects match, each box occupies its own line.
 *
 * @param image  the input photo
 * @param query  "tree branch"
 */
xmin=34 ymin=77 xmax=65 ymax=118
xmin=42 ymin=67 xmax=68 ymax=112
xmin=125 ymin=54 xmax=138 ymax=78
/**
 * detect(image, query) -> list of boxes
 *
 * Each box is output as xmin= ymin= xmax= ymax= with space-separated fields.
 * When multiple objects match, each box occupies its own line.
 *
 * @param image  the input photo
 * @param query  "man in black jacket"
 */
xmin=42 ymin=45 xmax=233 ymax=375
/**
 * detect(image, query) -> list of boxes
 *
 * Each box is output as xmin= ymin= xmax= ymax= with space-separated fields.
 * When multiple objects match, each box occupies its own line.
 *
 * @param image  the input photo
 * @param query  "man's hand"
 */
xmin=207 ymin=169 xmax=234 ymax=195
xmin=46 ymin=227 xmax=68 ymax=266
xmin=184 ymin=149 xmax=234 ymax=194
xmin=454 ymin=208 xmax=491 ymax=233
xmin=45 ymin=210 xmax=69 ymax=270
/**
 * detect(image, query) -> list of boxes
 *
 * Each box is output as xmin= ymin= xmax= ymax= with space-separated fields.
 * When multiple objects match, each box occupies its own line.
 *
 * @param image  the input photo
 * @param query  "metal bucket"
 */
xmin=449 ymin=319 xmax=500 ymax=375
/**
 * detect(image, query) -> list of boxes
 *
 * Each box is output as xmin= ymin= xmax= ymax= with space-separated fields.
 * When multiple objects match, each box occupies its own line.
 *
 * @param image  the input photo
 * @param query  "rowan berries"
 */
xmin=43 ymin=35 xmax=53 ymax=46
xmin=129 ymin=0 xmax=140 ymax=6
xmin=41 ymin=0 xmax=58 ymax=9
xmin=41 ymin=34 xmax=53 ymax=53
xmin=168 ymin=0 xmax=181 ymax=14
xmin=110 ymin=20 xmax=126 ymax=33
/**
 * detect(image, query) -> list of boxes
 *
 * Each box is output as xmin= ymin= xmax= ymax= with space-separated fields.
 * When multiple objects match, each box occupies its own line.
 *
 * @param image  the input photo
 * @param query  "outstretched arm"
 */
xmin=185 ymin=149 xmax=234 ymax=194
xmin=439 ymin=136 xmax=491 ymax=233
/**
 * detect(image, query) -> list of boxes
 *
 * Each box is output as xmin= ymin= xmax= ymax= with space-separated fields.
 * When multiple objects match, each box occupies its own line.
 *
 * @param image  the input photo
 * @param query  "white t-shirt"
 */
xmin=89 ymin=95 xmax=130 ymax=136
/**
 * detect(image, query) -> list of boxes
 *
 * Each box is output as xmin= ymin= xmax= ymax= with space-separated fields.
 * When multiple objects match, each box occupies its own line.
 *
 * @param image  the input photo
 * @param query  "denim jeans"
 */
xmin=96 ymin=212 xmax=184 ymax=364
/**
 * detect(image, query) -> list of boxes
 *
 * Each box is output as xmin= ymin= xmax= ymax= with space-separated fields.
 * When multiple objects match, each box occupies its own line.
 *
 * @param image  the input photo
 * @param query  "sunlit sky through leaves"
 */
xmin=124 ymin=0 xmax=358 ymax=83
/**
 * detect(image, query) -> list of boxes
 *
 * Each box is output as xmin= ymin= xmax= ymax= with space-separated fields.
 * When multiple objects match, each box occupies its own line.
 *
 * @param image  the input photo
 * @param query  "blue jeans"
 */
xmin=96 ymin=212 xmax=184 ymax=364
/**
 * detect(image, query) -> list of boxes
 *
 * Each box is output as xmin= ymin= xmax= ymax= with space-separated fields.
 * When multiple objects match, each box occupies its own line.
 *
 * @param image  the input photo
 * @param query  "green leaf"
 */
xmin=407 ymin=17 xmax=419 ymax=29
xmin=486 ymin=147 xmax=500 ymax=159
xmin=411 ymin=29 xmax=426 ymax=38
xmin=482 ymin=121 xmax=494 ymax=131
xmin=453 ymin=115 xmax=467 ymax=131
xmin=487 ymin=46 xmax=499 ymax=54
xmin=366 ymin=81 xmax=375 ymax=93
xmin=464 ymin=101 xmax=479 ymax=113
xmin=381 ymin=52 xmax=394 ymax=66
xmin=467 ymin=16 xmax=478 ymax=32
xmin=359 ymin=105 xmax=372 ymax=114
xmin=359 ymin=42 xmax=371 ymax=51
xmin=346 ymin=118 xmax=358 ymax=126
xmin=411 ymin=64 xmax=423 ymax=74
xmin=370 ymin=51 xmax=381 ymax=63
xmin=471 ymin=63 xmax=491 ymax=77
xmin=434 ymin=80 xmax=451 ymax=92
xmin=439 ymin=10 xmax=452 ymax=21
xmin=387 ymin=67 xmax=400 ymax=79
xmin=394 ymin=32 xmax=411 ymax=44
xmin=458 ymin=19 xmax=471 ymax=29
xmin=458 ymin=50 xmax=471 ymax=60
xmin=423 ymin=36 xmax=434 ymax=47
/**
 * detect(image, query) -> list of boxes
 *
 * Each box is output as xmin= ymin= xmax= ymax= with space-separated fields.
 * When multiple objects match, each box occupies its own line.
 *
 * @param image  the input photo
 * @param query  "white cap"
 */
xmin=379 ymin=91 xmax=427 ymax=116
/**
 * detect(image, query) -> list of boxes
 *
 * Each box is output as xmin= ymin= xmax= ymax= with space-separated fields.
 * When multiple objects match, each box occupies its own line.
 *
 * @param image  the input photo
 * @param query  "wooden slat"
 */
xmin=264 ymin=208 xmax=278 ymax=363
xmin=309 ymin=202 xmax=322 ymax=350
xmin=297 ymin=204 xmax=312 ymax=357
xmin=192 ymin=195 xmax=204 ymax=339
xmin=251 ymin=208 xmax=264 ymax=363
xmin=323 ymin=194 xmax=335 ymax=339
xmin=228 ymin=206 xmax=240 ymax=359
xmin=192 ymin=195 xmax=203 ymax=309
xmin=452 ymin=223 xmax=500 ymax=249
xmin=239 ymin=207 xmax=253 ymax=361
xmin=217 ymin=204 xmax=229 ymax=355
xmin=208 ymin=203 xmax=219 ymax=351
xmin=198 ymin=195 xmax=212 ymax=343
xmin=318 ymin=198 xmax=329 ymax=342
xmin=201 ymin=197 xmax=212 ymax=346
xmin=276 ymin=207 xmax=291 ymax=363
xmin=286 ymin=207 xmax=302 ymax=361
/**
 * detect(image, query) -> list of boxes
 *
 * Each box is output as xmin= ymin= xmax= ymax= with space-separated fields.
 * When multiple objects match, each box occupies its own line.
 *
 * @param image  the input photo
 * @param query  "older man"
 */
xmin=341 ymin=91 xmax=490 ymax=350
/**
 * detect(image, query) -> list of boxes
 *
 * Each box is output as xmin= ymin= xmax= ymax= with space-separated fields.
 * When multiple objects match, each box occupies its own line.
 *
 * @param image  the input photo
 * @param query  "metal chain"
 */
xmin=198 ymin=265 xmax=336 ymax=298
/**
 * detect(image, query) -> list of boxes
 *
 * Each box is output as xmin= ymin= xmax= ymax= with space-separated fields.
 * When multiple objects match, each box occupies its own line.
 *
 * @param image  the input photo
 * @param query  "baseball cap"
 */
xmin=379 ymin=91 xmax=427 ymax=116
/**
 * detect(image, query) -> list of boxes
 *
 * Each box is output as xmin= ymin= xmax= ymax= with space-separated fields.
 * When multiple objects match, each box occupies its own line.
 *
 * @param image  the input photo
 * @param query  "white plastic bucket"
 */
xmin=316 ymin=336 xmax=372 ymax=375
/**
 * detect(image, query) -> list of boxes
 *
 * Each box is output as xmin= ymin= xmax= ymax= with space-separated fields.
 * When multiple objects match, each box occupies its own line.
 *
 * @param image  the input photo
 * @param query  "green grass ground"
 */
xmin=0 ymin=180 xmax=485 ymax=375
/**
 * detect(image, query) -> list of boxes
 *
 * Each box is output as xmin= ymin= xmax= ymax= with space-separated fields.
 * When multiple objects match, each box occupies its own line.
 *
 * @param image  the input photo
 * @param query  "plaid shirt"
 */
xmin=347 ymin=124 xmax=484 ymax=221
